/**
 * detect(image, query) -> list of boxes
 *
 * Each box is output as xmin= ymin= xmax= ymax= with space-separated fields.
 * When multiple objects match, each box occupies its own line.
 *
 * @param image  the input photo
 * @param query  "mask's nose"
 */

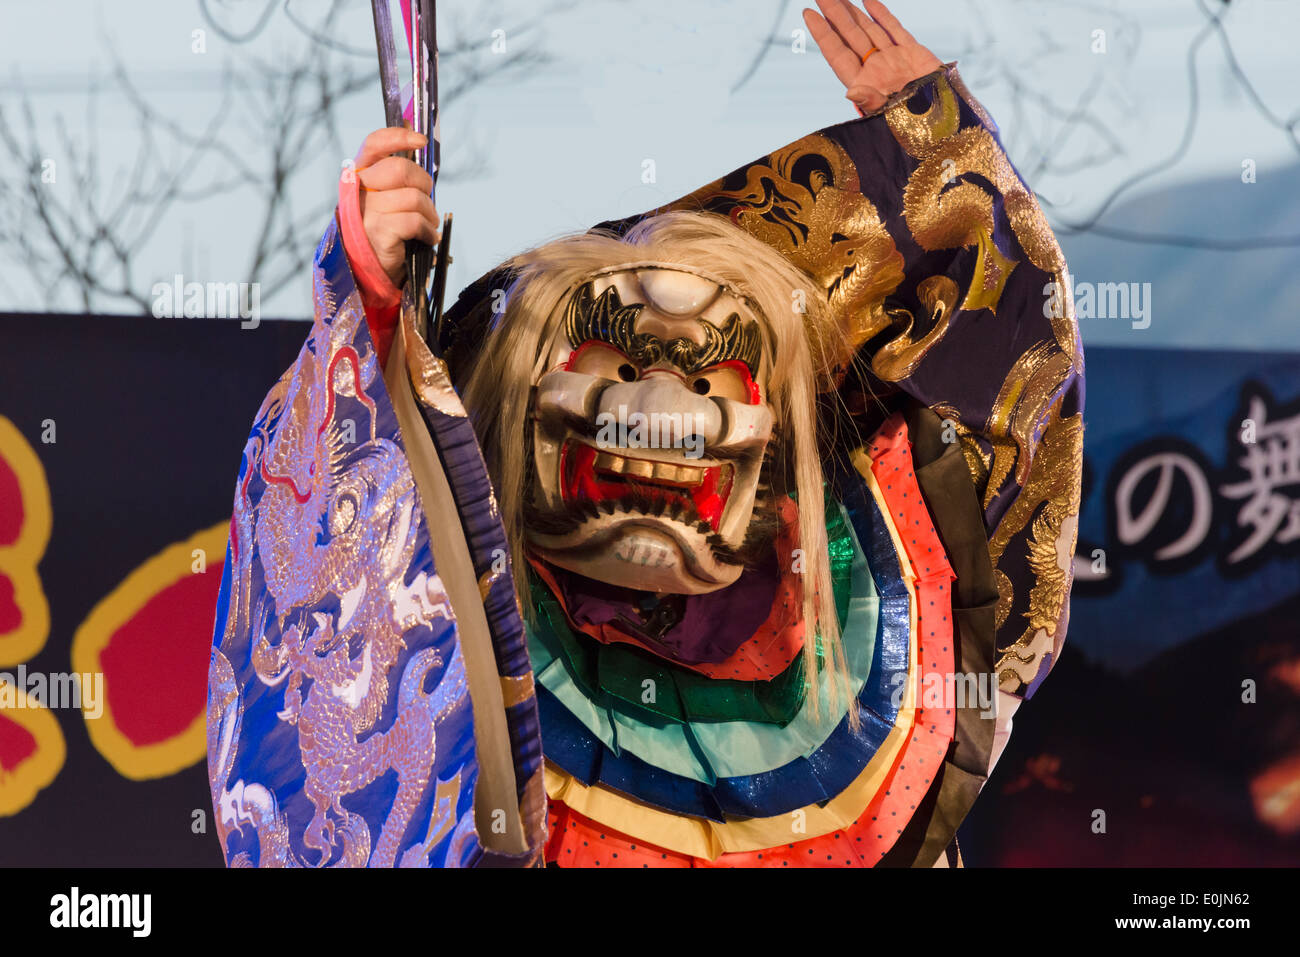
xmin=595 ymin=376 xmax=723 ymax=451
xmin=637 ymin=367 xmax=689 ymax=387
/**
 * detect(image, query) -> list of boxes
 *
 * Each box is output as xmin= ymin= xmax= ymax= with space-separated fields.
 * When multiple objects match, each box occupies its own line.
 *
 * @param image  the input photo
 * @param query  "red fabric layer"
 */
xmin=337 ymin=169 xmax=401 ymax=369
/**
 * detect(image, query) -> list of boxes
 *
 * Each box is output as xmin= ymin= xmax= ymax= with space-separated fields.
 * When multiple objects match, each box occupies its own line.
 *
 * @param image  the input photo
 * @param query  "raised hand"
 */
xmin=352 ymin=127 xmax=441 ymax=288
xmin=802 ymin=1 xmax=942 ymax=114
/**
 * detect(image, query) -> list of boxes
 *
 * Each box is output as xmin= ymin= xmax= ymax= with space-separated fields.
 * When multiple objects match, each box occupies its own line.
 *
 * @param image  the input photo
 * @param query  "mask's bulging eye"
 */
xmin=565 ymin=340 xmax=638 ymax=382
xmin=688 ymin=360 xmax=759 ymax=404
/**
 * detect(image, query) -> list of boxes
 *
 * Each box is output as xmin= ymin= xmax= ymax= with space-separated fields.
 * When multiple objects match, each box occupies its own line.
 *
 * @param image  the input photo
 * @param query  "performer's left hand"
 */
xmin=803 ymin=1 xmax=942 ymax=114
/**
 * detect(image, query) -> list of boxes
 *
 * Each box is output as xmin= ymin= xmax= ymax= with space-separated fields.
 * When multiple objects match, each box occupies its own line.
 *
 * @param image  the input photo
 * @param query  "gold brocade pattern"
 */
xmin=960 ymin=224 xmax=1018 ymax=314
xmin=987 ymin=403 xmax=1083 ymax=689
xmin=993 ymin=568 xmax=1013 ymax=632
xmin=928 ymin=401 xmax=992 ymax=493
xmin=885 ymin=71 xmax=960 ymax=158
xmin=669 ymin=134 xmax=905 ymax=360
xmin=896 ymin=129 xmax=1013 ymax=318
xmin=889 ymin=76 xmax=1077 ymax=357
xmin=983 ymin=341 xmax=1075 ymax=506
xmin=881 ymin=69 xmax=1083 ymax=693
xmin=870 ymin=275 xmax=960 ymax=383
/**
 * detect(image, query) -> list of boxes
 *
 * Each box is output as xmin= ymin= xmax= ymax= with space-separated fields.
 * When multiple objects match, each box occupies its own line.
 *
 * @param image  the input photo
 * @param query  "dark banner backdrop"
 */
xmin=1 ymin=313 xmax=1297 ymax=866
xmin=0 ymin=314 xmax=306 ymax=866
xmin=962 ymin=346 xmax=1300 ymax=866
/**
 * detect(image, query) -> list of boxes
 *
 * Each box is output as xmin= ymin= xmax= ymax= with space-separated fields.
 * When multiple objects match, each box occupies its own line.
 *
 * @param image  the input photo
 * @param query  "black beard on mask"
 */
xmin=524 ymin=483 xmax=780 ymax=569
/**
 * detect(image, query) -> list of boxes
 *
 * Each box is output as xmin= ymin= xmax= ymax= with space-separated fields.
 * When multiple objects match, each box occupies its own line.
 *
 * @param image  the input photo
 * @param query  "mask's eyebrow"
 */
xmin=564 ymin=281 xmax=763 ymax=378
xmin=563 ymin=281 xmax=645 ymax=354
xmin=681 ymin=311 xmax=763 ymax=378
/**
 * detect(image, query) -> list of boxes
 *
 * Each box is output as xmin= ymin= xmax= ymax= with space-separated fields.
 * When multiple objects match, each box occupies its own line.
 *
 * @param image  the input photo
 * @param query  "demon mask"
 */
xmin=525 ymin=265 xmax=778 ymax=595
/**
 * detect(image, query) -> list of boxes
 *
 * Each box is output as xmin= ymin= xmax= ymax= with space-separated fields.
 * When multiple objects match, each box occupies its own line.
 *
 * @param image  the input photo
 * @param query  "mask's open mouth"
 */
xmin=560 ymin=440 xmax=734 ymax=530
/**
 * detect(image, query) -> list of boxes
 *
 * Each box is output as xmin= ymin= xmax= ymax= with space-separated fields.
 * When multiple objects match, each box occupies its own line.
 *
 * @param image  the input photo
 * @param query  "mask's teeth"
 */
xmin=591 ymin=446 xmax=710 ymax=488
xmin=653 ymin=462 xmax=680 ymax=483
xmin=594 ymin=450 xmax=626 ymax=473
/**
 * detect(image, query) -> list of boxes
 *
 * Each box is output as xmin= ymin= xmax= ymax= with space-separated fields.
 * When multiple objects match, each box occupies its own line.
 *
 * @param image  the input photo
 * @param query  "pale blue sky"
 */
xmin=2 ymin=0 xmax=1297 ymax=350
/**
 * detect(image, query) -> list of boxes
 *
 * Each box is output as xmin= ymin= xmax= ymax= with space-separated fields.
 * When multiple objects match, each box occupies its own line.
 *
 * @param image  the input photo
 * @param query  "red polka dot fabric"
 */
xmin=542 ymin=413 xmax=959 ymax=867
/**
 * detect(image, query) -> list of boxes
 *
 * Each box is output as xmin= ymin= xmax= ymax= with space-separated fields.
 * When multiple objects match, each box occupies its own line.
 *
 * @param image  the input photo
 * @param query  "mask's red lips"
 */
xmin=561 ymin=440 xmax=733 ymax=530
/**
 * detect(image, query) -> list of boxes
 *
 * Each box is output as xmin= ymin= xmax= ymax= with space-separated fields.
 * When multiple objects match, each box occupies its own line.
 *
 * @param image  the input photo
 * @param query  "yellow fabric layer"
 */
xmin=542 ymin=460 xmax=920 ymax=860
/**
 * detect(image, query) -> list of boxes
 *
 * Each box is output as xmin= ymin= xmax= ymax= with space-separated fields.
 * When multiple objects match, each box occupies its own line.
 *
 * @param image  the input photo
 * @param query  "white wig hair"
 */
xmin=461 ymin=210 xmax=853 ymax=724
